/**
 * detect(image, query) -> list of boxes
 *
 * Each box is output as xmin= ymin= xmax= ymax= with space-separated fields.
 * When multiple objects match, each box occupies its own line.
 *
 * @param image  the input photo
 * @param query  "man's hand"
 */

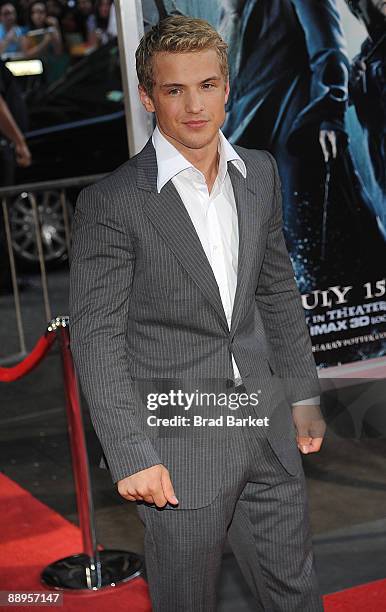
xmin=319 ymin=129 xmax=338 ymax=163
xmin=117 ymin=464 xmax=179 ymax=508
xmin=292 ymin=404 xmax=327 ymax=455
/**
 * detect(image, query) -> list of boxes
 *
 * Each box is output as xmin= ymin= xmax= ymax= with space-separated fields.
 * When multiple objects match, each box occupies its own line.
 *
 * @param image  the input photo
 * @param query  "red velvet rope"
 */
xmin=0 ymin=332 xmax=57 ymax=382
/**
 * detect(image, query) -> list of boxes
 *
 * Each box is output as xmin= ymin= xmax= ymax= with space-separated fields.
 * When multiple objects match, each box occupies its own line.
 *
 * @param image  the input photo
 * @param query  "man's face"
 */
xmin=139 ymin=49 xmax=230 ymax=152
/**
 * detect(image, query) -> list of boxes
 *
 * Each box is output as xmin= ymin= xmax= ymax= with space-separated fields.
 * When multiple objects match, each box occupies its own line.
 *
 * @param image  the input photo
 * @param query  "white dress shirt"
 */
xmin=151 ymin=125 xmax=319 ymax=405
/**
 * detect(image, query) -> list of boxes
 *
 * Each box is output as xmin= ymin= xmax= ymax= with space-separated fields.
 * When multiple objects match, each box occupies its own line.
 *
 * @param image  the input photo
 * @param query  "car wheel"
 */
xmin=9 ymin=189 xmax=74 ymax=270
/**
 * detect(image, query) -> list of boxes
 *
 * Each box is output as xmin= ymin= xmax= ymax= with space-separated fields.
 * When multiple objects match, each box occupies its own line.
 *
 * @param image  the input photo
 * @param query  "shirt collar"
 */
xmin=151 ymin=124 xmax=246 ymax=194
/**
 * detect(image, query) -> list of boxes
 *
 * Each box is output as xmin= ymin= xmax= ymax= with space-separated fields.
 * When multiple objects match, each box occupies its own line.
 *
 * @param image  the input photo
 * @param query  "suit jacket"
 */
xmin=69 ymin=136 xmax=320 ymax=510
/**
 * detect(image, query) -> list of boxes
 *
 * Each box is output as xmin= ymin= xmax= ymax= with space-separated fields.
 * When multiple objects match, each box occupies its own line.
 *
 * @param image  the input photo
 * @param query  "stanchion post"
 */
xmin=41 ymin=316 xmax=143 ymax=591
xmin=1 ymin=197 xmax=26 ymax=357
xmin=58 ymin=322 xmax=99 ymax=563
xmin=29 ymin=193 xmax=52 ymax=323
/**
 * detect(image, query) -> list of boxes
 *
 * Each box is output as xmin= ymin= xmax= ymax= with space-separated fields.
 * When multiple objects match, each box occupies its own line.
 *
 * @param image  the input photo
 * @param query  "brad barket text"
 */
xmin=147 ymin=415 xmax=270 ymax=427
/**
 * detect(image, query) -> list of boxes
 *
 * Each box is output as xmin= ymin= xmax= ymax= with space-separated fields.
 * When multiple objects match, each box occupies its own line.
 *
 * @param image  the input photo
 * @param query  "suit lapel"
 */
xmin=227 ymin=161 xmax=260 ymax=340
xmin=137 ymin=138 xmax=228 ymax=331
xmin=136 ymin=137 xmax=260 ymax=337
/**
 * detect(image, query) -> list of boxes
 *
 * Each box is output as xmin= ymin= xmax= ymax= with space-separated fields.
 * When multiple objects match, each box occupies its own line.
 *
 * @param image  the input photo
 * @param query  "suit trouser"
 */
xmin=136 ymin=399 xmax=324 ymax=612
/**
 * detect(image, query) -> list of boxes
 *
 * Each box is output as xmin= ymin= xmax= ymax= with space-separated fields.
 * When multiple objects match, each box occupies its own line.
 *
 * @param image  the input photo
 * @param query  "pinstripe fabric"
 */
xmin=136 ymin=398 xmax=323 ymax=611
xmin=68 ymin=136 xmax=321 ymax=510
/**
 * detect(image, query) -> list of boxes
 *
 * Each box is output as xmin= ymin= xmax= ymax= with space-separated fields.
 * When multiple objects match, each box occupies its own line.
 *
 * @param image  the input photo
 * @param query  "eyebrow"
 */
xmin=160 ymin=76 xmax=221 ymax=89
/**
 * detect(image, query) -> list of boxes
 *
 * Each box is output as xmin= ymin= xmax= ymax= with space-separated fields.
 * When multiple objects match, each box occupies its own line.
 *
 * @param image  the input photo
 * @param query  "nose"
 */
xmin=185 ymin=90 xmax=204 ymax=114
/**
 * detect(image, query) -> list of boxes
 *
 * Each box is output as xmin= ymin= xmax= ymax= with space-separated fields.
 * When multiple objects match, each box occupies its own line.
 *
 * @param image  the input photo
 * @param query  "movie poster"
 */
xmin=142 ymin=0 xmax=386 ymax=368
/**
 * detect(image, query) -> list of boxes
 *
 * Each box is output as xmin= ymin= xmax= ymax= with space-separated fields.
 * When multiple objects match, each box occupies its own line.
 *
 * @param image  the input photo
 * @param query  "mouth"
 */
xmin=183 ymin=120 xmax=209 ymax=128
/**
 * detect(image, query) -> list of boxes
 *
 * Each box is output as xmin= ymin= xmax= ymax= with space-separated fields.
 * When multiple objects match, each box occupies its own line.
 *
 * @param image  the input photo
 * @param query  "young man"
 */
xmin=69 ymin=15 xmax=326 ymax=611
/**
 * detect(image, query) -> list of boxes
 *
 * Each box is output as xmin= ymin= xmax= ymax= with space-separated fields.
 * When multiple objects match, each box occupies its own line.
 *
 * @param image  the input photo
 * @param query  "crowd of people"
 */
xmin=0 ymin=0 xmax=116 ymax=83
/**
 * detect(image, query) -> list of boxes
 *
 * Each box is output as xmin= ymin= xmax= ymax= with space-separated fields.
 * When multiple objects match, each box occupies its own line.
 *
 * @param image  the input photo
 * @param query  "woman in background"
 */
xmin=87 ymin=0 xmax=113 ymax=48
xmin=21 ymin=0 xmax=67 ymax=84
xmin=0 ymin=2 xmax=25 ymax=56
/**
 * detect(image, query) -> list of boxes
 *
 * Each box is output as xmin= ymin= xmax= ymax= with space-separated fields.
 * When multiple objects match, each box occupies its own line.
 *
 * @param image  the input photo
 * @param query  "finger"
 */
xmin=308 ymin=437 xmax=324 ymax=453
xmin=297 ymin=436 xmax=312 ymax=454
xmin=152 ymin=491 xmax=168 ymax=508
xmin=141 ymin=494 xmax=155 ymax=504
xmin=118 ymin=489 xmax=139 ymax=501
xmin=296 ymin=434 xmax=312 ymax=444
xmin=161 ymin=469 xmax=179 ymax=505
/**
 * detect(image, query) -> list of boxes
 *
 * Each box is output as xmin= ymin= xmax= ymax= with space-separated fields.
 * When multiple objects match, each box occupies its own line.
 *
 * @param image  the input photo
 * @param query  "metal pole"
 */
xmin=115 ymin=0 xmax=152 ymax=156
xmin=58 ymin=322 xmax=98 ymax=563
xmin=41 ymin=316 xmax=143 ymax=591
xmin=59 ymin=189 xmax=71 ymax=258
xmin=29 ymin=192 xmax=52 ymax=323
xmin=0 ymin=175 xmax=106 ymax=366
xmin=2 ymin=197 xmax=26 ymax=356
xmin=0 ymin=174 xmax=108 ymax=198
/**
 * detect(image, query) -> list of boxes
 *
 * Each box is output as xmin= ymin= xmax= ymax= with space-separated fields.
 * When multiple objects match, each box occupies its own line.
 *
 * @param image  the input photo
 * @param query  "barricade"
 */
xmin=0 ymin=315 xmax=143 ymax=590
xmin=0 ymin=176 xmax=105 ymax=366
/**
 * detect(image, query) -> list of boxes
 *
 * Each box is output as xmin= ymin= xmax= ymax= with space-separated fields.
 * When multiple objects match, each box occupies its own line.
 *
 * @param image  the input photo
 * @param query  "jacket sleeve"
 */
xmin=255 ymin=151 xmax=321 ymax=404
xmin=69 ymin=184 xmax=161 ymax=483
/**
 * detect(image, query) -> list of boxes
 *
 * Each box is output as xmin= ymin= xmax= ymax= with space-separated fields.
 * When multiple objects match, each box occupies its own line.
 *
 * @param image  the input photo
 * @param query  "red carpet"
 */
xmin=1 ymin=472 xmax=386 ymax=611
xmin=0 ymin=473 xmax=151 ymax=611
xmin=323 ymin=579 xmax=386 ymax=611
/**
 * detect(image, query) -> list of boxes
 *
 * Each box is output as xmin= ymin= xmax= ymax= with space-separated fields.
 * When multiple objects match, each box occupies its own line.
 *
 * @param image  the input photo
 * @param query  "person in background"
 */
xmin=219 ymin=0 xmax=386 ymax=292
xmin=106 ymin=0 xmax=116 ymax=39
xmin=17 ymin=0 xmax=30 ymax=27
xmin=61 ymin=6 xmax=84 ymax=55
xmin=347 ymin=0 xmax=386 ymax=200
xmin=46 ymin=0 xmax=63 ymax=21
xmin=87 ymin=0 xmax=112 ymax=48
xmin=0 ymin=2 xmax=25 ymax=56
xmin=76 ymin=0 xmax=94 ymax=42
xmin=21 ymin=1 xmax=62 ymax=58
xmin=0 ymin=58 xmax=31 ymax=294
xmin=21 ymin=0 xmax=67 ymax=84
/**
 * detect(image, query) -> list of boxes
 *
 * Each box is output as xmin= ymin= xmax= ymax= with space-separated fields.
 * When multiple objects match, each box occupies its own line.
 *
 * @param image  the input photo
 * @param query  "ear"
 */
xmin=138 ymin=84 xmax=156 ymax=113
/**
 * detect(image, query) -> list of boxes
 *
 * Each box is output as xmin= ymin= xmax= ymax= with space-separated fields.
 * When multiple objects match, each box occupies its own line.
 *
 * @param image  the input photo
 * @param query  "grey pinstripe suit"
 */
xmin=69 ymin=136 xmax=324 ymax=610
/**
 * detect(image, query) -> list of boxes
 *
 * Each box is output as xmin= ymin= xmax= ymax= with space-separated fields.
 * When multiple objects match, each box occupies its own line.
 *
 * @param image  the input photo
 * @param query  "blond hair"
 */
xmin=136 ymin=15 xmax=229 ymax=96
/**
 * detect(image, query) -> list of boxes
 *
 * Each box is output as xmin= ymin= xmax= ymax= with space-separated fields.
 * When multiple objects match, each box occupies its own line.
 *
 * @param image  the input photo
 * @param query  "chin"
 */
xmin=182 ymin=129 xmax=218 ymax=146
